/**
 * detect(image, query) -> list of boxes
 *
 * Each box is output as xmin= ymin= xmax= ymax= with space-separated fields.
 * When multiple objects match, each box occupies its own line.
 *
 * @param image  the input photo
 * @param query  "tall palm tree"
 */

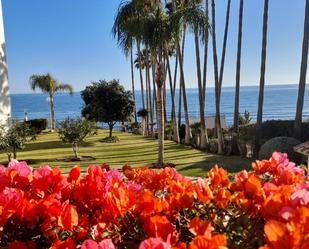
xmin=166 ymin=48 xmax=180 ymax=143
xmin=211 ymin=0 xmax=224 ymax=154
xmin=130 ymin=44 xmax=138 ymax=123
xmin=202 ymin=0 xmax=209 ymax=111
xmin=256 ymin=0 xmax=269 ymax=148
xmin=233 ymin=0 xmax=244 ymax=132
xmin=294 ymin=0 xmax=309 ymax=139
xmin=190 ymin=0 xmax=208 ymax=149
xmin=218 ymin=0 xmax=232 ymax=98
xmin=29 ymin=73 xmax=73 ymax=130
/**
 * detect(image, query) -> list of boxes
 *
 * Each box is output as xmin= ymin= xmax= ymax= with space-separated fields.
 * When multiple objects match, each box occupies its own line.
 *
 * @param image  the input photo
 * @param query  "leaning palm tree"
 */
xmin=256 ymin=0 xmax=269 ymax=148
xmin=294 ymin=0 xmax=309 ymax=139
xmin=233 ymin=0 xmax=244 ymax=132
xmin=29 ymin=73 xmax=73 ymax=130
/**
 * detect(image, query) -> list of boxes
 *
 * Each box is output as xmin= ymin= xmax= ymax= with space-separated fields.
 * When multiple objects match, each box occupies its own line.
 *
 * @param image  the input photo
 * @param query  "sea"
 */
xmin=10 ymin=84 xmax=309 ymax=128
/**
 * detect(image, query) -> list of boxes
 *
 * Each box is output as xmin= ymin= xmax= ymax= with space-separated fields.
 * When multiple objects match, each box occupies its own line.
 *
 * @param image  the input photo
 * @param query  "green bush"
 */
xmin=25 ymin=119 xmax=48 ymax=134
xmin=208 ymin=139 xmax=218 ymax=154
xmin=259 ymin=137 xmax=303 ymax=163
xmin=238 ymin=120 xmax=309 ymax=147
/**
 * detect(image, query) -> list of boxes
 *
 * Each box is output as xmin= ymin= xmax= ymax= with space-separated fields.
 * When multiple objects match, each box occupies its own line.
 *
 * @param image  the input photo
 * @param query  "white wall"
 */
xmin=0 ymin=0 xmax=11 ymax=128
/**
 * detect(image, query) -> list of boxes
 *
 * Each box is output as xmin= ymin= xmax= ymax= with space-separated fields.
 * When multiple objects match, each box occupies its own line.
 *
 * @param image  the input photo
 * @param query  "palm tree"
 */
xmin=294 ymin=0 xmax=309 ymax=139
xmin=29 ymin=73 xmax=73 ymax=130
xmin=202 ymin=0 xmax=209 ymax=113
xmin=190 ymin=0 xmax=208 ymax=149
xmin=218 ymin=0 xmax=232 ymax=98
xmin=256 ymin=0 xmax=269 ymax=148
xmin=165 ymin=48 xmax=180 ymax=143
xmin=211 ymin=0 xmax=224 ymax=154
xmin=130 ymin=44 xmax=138 ymax=123
xmin=233 ymin=0 xmax=244 ymax=132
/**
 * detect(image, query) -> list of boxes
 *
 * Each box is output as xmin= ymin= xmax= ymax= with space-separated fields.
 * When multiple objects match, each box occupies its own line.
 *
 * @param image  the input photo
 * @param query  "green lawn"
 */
xmin=0 ymin=130 xmax=253 ymax=177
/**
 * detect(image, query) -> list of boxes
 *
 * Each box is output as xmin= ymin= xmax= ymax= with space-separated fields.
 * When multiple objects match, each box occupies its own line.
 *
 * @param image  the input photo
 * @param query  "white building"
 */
xmin=0 ymin=0 xmax=11 ymax=128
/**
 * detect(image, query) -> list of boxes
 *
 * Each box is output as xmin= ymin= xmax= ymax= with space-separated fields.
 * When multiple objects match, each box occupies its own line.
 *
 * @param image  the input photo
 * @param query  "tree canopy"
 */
xmin=81 ymin=80 xmax=135 ymax=138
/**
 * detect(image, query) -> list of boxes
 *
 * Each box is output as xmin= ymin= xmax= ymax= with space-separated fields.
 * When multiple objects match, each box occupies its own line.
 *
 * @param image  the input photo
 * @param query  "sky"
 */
xmin=2 ymin=0 xmax=308 ymax=94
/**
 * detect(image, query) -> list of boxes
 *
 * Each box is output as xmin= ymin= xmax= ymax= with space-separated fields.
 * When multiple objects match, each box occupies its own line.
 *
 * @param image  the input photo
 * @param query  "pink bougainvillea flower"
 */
xmin=139 ymin=236 xmax=171 ymax=249
xmin=81 ymin=239 xmax=115 ymax=249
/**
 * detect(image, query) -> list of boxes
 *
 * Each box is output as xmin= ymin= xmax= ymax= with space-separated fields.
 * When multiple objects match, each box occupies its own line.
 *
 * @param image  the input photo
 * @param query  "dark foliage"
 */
xmin=81 ymin=80 xmax=135 ymax=138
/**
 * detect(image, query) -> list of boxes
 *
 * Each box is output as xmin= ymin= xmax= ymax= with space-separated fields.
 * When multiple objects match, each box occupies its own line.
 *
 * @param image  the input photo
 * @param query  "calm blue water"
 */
xmin=11 ymin=84 xmax=309 ymax=126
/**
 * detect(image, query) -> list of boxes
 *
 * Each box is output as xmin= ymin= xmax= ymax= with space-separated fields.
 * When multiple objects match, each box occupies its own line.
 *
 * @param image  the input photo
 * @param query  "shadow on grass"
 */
xmin=24 ymin=140 xmax=95 ymax=152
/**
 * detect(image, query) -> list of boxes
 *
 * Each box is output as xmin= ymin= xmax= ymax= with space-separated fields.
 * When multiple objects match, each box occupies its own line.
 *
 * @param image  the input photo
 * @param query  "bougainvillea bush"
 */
xmin=0 ymin=152 xmax=308 ymax=249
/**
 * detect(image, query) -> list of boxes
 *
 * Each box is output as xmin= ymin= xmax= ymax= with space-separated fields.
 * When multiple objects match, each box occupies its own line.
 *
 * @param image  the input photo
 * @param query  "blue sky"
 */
xmin=2 ymin=0 xmax=308 ymax=94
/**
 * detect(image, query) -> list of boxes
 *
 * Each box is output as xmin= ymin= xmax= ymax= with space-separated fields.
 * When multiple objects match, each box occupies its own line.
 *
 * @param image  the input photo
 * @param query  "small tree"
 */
xmin=0 ymin=122 xmax=33 ymax=161
xmin=58 ymin=117 xmax=97 ymax=159
xmin=81 ymin=80 xmax=135 ymax=138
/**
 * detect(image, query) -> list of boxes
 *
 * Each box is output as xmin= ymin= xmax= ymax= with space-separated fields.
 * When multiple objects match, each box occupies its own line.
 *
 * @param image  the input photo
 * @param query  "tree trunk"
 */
xmin=166 ymin=52 xmax=180 ymax=143
xmin=234 ymin=0 xmax=244 ymax=133
xmin=109 ymin=123 xmax=114 ymax=138
xmin=156 ymin=59 xmax=165 ymax=166
xmin=50 ymin=94 xmax=55 ymax=130
xmin=130 ymin=46 xmax=138 ymax=123
xmin=294 ymin=0 xmax=309 ymax=139
xmin=211 ymin=0 xmax=225 ymax=154
xmin=202 ymin=0 xmax=209 ymax=102
xmin=177 ymin=42 xmax=191 ymax=145
xmin=137 ymin=40 xmax=145 ymax=109
xmin=256 ymin=0 xmax=269 ymax=149
xmin=172 ymin=52 xmax=178 ymax=120
xmin=146 ymin=59 xmax=154 ymax=136
xmin=152 ymin=56 xmax=157 ymax=137
xmin=145 ymin=54 xmax=150 ymax=135
xmin=193 ymin=20 xmax=208 ymax=150
xmin=178 ymin=29 xmax=186 ymax=133
xmin=72 ymin=142 xmax=79 ymax=159
xmin=218 ymin=0 xmax=232 ymax=98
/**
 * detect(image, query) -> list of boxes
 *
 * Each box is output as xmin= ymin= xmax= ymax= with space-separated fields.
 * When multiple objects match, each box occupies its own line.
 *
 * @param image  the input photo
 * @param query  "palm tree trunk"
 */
xmin=294 ymin=0 xmax=309 ymax=139
xmin=234 ymin=0 xmax=244 ymax=133
xmin=178 ymin=29 xmax=186 ymax=133
xmin=256 ymin=0 xmax=269 ymax=149
xmin=50 ymin=94 xmax=55 ymax=130
xmin=177 ymin=42 xmax=191 ymax=145
xmin=211 ymin=0 xmax=225 ymax=154
xmin=145 ymin=57 xmax=150 ymax=135
xmin=218 ymin=0 xmax=232 ymax=99
xmin=152 ymin=56 xmax=157 ymax=137
xmin=156 ymin=53 xmax=165 ymax=166
xmin=202 ymin=0 xmax=209 ymax=103
xmin=146 ymin=61 xmax=154 ymax=136
xmin=137 ymin=39 xmax=145 ymax=109
xmin=166 ymin=52 xmax=180 ymax=143
xmin=172 ymin=52 xmax=179 ymax=119
xmin=194 ymin=22 xmax=208 ymax=150
xmin=130 ymin=47 xmax=137 ymax=123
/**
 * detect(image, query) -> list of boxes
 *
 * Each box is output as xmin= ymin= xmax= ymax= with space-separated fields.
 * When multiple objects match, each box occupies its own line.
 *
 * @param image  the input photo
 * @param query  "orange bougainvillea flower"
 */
xmin=244 ymin=174 xmax=262 ymax=198
xmin=214 ymin=189 xmax=231 ymax=209
xmin=143 ymin=215 xmax=176 ymax=241
xmin=58 ymin=200 xmax=78 ymax=231
xmin=68 ymin=165 xmax=81 ymax=184
xmin=194 ymin=178 xmax=213 ymax=204
xmin=189 ymin=235 xmax=227 ymax=249
xmin=188 ymin=218 xmax=214 ymax=238
xmin=208 ymin=165 xmax=230 ymax=189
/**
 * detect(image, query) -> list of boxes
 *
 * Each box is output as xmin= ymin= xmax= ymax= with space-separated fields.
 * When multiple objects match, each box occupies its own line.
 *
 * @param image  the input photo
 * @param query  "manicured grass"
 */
xmin=0 ymin=130 xmax=253 ymax=176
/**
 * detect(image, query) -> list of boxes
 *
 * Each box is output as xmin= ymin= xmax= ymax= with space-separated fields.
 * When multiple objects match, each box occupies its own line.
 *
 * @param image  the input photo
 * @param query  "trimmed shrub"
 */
xmin=259 ymin=137 xmax=303 ymax=163
xmin=25 ymin=119 xmax=48 ymax=134
xmin=208 ymin=138 xmax=218 ymax=154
